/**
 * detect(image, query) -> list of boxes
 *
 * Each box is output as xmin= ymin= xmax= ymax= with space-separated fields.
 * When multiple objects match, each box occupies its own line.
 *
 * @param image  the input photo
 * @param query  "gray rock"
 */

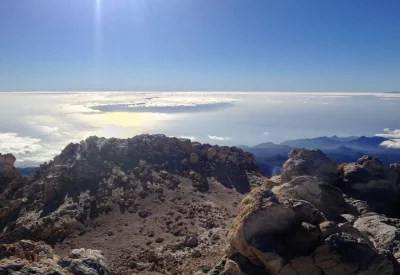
xmin=281 ymin=148 xmax=338 ymax=184
xmin=272 ymin=176 xmax=345 ymax=219
xmin=184 ymin=233 xmax=199 ymax=248
xmin=207 ymin=147 xmax=217 ymax=160
xmin=314 ymin=233 xmax=393 ymax=275
xmin=0 ymin=240 xmax=112 ymax=275
xmin=220 ymin=184 xmax=394 ymax=275
xmin=354 ymin=213 xmax=400 ymax=260
xmin=338 ymin=156 xmax=399 ymax=216
xmin=319 ymin=221 xmax=340 ymax=240
xmin=190 ymin=152 xmax=200 ymax=164
xmin=60 ymin=248 xmax=112 ymax=275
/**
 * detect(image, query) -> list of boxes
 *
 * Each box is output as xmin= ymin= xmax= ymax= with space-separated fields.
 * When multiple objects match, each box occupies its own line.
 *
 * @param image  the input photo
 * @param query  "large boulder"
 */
xmin=354 ymin=213 xmax=400 ymax=265
xmin=281 ymin=149 xmax=338 ymax=184
xmin=215 ymin=185 xmax=394 ymax=275
xmin=313 ymin=233 xmax=393 ymax=275
xmin=272 ymin=176 xmax=345 ymax=219
xmin=338 ymin=156 xmax=400 ymax=216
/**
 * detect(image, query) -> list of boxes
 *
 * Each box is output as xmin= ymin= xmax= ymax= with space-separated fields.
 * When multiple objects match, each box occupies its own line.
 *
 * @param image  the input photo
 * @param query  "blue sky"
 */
xmin=0 ymin=0 xmax=399 ymax=92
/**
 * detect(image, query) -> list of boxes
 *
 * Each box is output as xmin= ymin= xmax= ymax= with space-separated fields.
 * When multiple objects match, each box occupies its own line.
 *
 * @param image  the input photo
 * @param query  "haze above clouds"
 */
xmin=0 ymin=92 xmax=400 ymax=166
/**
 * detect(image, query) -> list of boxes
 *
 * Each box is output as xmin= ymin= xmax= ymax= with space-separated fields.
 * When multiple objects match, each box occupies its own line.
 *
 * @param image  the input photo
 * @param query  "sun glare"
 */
xmin=94 ymin=0 xmax=102 ymax=56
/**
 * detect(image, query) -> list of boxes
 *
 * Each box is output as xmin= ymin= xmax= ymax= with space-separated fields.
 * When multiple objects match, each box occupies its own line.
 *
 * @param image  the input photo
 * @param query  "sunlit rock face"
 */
xmin=0 ymin=134 xmax=269 ymax=274
xmin=208 ymin=148 xmax=400 ymax=275
xmin=281 ymin=148 xmax=338 ymax=184
xmin=2 ymin=140 xmax=400 ymax=274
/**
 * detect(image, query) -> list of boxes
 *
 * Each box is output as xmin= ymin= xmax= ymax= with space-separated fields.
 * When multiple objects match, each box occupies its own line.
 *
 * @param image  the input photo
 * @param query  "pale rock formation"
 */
xmin=272 ymin=176 xmax=345 ymax=219
xmin=281 ymin=148 xmax=338 ymax=184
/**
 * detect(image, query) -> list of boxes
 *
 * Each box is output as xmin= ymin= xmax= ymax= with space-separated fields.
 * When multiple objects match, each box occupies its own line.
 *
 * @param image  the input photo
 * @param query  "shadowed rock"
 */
xmin=338 ymin=156 xmax=400 ymax=216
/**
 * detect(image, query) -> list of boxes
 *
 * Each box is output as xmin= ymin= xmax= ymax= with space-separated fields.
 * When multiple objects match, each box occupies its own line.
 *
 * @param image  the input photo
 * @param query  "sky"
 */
xmin=0 ymin=0 xmax=399 ymax=92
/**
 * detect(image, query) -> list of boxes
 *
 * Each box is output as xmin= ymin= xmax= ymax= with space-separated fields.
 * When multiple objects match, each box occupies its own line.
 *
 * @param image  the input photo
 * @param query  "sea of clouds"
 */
xmin=0 ymin=91 xmax=399 ymax=166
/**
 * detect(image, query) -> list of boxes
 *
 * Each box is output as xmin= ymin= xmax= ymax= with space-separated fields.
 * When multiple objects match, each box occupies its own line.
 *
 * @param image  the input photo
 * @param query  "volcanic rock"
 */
xmin=215 ymin=185 xmax=393 ymax=275
xmin=0 ymin=240 xmax=111 ymax=275
xmin=338 ymin=156 xmax=400 ymax=216
xmin=281 ymin=148 xmax=338 ymax=184
xmin=272 ymin=175 xmax=345 ymax=219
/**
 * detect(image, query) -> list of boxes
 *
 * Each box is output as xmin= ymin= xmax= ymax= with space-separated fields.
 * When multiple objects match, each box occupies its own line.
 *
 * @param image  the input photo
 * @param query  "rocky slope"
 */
xmin=2 ymin=135 xmax=400 ymax=274
xmin=208 ymin=148 xmax=400 ymax=275
xmin=0 ymin=134 xmax=266 ymax=274
xmin=0 ymin=240 xmax=111 ymax=275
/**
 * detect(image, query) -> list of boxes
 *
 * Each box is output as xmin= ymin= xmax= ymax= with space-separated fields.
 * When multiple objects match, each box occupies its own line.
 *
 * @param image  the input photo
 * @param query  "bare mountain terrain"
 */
xmin=0 ymin=135 xmax=267 ymax=274
xmin=1 ymin=135 xmax=400 ymax=274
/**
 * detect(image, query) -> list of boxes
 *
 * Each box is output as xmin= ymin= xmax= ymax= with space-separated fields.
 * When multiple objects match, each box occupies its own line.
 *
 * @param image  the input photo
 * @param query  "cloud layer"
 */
xmin=1 ymin=92 xmax=400 ymax=166
xmin=377 ymin=128 xmax=400 ymax=148
xmin=208 ymin=135 xmax=232 ymax=141
xmin=0 ymin=133 xmax=41 ymax=155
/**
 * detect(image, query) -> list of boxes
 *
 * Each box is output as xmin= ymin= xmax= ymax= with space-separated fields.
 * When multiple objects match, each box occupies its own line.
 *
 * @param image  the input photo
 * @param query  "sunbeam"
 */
xmin=94 ymin=0 xmax=102 ymax=57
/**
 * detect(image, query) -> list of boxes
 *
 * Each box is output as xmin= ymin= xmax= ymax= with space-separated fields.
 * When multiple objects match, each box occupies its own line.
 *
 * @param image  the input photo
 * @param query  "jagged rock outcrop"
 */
xmin=3 ymin=139 xmax=400 ymax=274
xmin=60 ymin=248 xmax=112 ymax=275
xmin=207 ymin=148 xmax=400 ymax=275
xmin=0 ymin=135 xmax=261 ymax=243
xmin=338 ymin=156 xmax=400 ymax=216
xmin=0 ymin=240 xmax=111 ymax=275
xmin=272 ymin=176 xmax=345 ymax=219
xmin=0 ymin=134 xmax=267 ymax=274
xmin=281 ymin=148 xmax=338 ymax=184
xmin=217 ymin=186 xmax=393 ymax=275
xmin=0 ymin=153 xmax=18 ymax=178
xmin=354 ymin=213 xmax=400 ymax=263
xmin=0 ymin=153 xmax=20 ymax=192
xmin=0 ymin=153 xmax=25 ymax=233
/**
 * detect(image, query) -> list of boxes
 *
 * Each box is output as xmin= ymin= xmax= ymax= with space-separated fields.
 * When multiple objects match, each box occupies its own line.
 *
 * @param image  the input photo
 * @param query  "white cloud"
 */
xmin=0 ymin=133 xmax=42 ymax=155
xmin=263 ymin=131 xmax=269 ymax=135
xmin=36 ymin=126 xmax=59 ymax=135
xmin=208 ymin=135 xmax=232 ymax=141
xmin=380 ymin=140 xmax=400 ymax=148
xmin=0 ymin=133 xmax=44 ymax=165
xmin=376 ymin=128 xmax=400 ymax=149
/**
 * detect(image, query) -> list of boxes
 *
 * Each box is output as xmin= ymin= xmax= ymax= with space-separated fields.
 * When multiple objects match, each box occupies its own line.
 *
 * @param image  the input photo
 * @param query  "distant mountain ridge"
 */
xmin=239 ymin=135 xmax=400 ymax=176
xmin=279 ymin=135 xmax=388 ymax=150
xmin=15 ymin=135 xmax=398 ymax=179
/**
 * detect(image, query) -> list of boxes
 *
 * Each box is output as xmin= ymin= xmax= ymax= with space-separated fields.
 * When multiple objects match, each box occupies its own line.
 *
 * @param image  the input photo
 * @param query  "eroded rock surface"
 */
xmin=209 ymin=186 xmax=393 ymax=275
xmin=208 ymin=148 xmax=400 ymax=275
xmin=0 ymin=240 xmax=110 ymax=275
xmin=2 ymin=140 xmax=400 ymax=275
xmin=281 ymin=148 xmax=338 ymax=184
xmin=272 ymin=175 xmax=345 ymax=219
xmin=338 ymin=156 xmax=400 ymax=215
xmin=0 ymin=134 xmax=266 ymax=274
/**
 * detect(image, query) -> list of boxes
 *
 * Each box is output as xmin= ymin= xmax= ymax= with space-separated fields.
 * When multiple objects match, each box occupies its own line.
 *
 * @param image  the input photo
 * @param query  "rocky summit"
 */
xmin=1 ymin=136 xmax=400 ymax=275
xmin=0 ymin=134 xmax=266 ymax=274
xmin=209 ymin=148 xmax=400 ymax=275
